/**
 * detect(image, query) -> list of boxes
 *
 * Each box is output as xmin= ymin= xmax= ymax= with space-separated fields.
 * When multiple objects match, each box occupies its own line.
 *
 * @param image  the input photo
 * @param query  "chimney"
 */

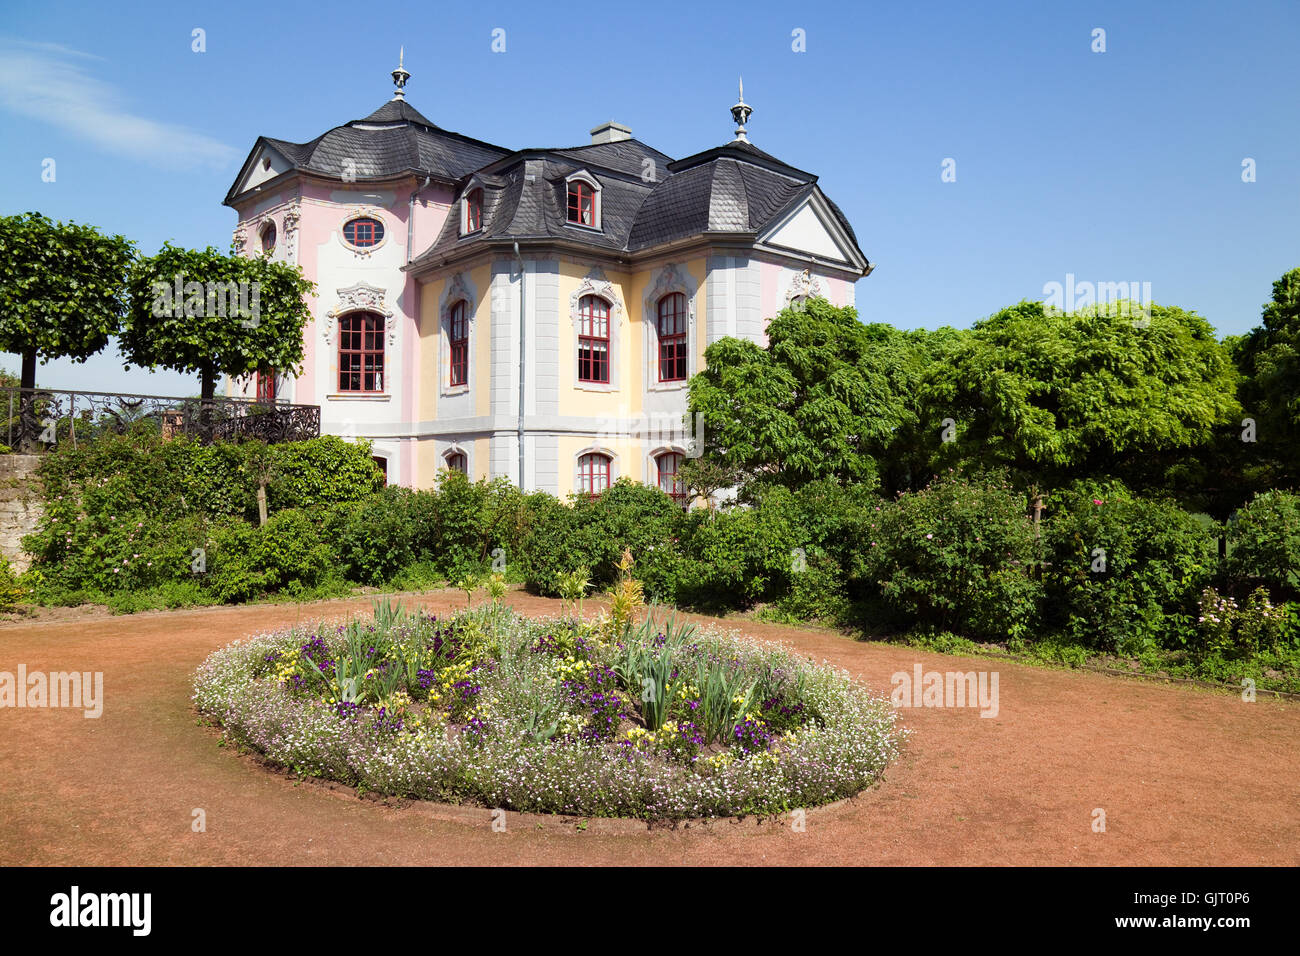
xmin=590 ymin=121 xmax=632 ymax=144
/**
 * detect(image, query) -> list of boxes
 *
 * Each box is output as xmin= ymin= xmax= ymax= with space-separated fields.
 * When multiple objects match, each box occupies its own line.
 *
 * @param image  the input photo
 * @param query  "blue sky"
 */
xmin=1 ymin=0 xmax=1297 ymax=392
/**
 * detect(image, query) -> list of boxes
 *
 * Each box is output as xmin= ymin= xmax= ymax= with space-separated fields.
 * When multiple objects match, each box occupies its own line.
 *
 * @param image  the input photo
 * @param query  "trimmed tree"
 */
xmin=121 ymin=244 xmax=314 ymax=412
xmin=0 ymin=211 xmax=135 ymax=389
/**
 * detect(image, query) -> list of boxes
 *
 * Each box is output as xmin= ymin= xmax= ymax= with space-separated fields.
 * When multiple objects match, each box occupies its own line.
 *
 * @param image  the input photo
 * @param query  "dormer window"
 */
xmin=343 ymin=216 xmax=384 ymax=248
xmin=463 ymin=188 xmax=483 ymax=233
xmin=565 ymin=172 xmax=600 ymax=229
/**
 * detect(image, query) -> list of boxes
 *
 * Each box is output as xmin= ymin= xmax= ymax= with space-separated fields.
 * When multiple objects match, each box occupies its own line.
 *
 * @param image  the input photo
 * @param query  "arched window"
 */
xmin=338 ymin=311 xmax=384 ymax=392
xmin=464 ymin=188 xmax=483 ymax=233
xmin=343 ymin=216 xmax=384 ymax=248
xmin=577 ymin=295 xmax=610 ymax=383
xmin=567 ymin=180 xmax=596 ymax=226
xmin=449 ymin=300 xmax=469 ymax=386
xmin=372 ymin=456 xmax=388 ymax=483
xmin=656 ymin=452 xmax=688 ymax=507
xmin=446 ymin=451 xmax=467 ymax=475
xmin=657 ymin=292 xmax=688 ymax=382
xmin=259 ymin=221 xmax=276 ymax=253
xmin=578 ymin=453 xmax=611 ymax=497
xmin=255 ymin=367 xmax=276 ymax=404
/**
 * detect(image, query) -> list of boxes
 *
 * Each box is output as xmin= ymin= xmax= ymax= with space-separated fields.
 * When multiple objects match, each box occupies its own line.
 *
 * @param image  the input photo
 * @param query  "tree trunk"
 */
xmin=18 ymin=348 xmax=38 ymax=451
xmin=20 ymin=348 xmax=36 ymax=391
xmin=199 ymin=365 xmax=216 ymax=442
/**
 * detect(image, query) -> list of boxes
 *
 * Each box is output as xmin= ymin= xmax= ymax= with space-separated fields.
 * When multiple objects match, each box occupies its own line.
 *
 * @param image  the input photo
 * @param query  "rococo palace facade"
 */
xmin=223 ymin=58 xmax=871 ymax=502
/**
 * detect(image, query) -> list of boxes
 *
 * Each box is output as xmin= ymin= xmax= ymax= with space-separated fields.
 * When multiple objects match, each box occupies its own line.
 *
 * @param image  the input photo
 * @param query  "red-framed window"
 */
xmin=657 ymin=292 xmax=688 ymax=382
xmin=465 ymin=188 xmax=483 ymax=232
xmin=255 ymin=367 xmax=276 ymax=404
xmin=338 ymin=311 xmax=384 ymax=392
xmin=577 ymin=295 xmax=610 ymax=383
xmin=578 ymin=453 xmax=611 ymax=497
xmin=260 ymin=221 xmax=276 ymax=253
xmin=446 ymin=452 xmax=467 ymax=475
xmin=372 ymin=456 xmax=388 ymax=483
xmin=449 ymin=300 xmax=469 ymax=387
xmin=656 ymin=452 xmax=688 ymax=507
xmin=343 ymin=216 xmax=384 ymax=248
xmin=566 ymin=180 xmax=596 ymax=226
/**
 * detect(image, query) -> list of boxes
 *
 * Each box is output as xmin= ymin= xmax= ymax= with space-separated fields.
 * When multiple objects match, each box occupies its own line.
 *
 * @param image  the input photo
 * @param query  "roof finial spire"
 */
xmin=391 ymin=47 xmax=410 ymax=100
xmin=730 ymin=77 xmax=752 ymax=143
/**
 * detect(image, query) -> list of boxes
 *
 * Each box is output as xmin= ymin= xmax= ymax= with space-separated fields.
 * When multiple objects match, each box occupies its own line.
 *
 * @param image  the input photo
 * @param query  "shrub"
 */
xmin=1043 ymin=481 xmax=1217 ymax=653
xmin=1226 ymin=490 xmax=1300 ymax=601
xmin=769 ymin=550 xmax=852 ymax=625
xmin=265 ymin=436 xmax=384 ymax=511
xmin=516 ymin=493 xmax=585 ymax=595
xmin=675 ymin=500 xmax=802 ymax=609
xmin=329 ymin=487 xmax=424 ymax=586
xmin=252 ymin=510 xmax=335 ymax=595
xmin=201 ymin=511 xmax=334 ymax=604
xmin=857 ymin=471 xmax=1043 ymax=641
xmin=203 ymin=521 xmax=261 ymax=603
xmin=0 ymin=555 xmax=24 ymax=611
xmin=517 ymin=481 xmax=684 ymax=599
xmin=571 ymin=480 xmax=685 ymax=596
xmin=425 ymin=473 xmax=527 ymax=581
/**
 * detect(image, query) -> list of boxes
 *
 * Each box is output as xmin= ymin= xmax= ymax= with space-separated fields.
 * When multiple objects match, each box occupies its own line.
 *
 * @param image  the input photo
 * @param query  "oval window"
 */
xmin=343 ymin=216 xmax=384 ymax=248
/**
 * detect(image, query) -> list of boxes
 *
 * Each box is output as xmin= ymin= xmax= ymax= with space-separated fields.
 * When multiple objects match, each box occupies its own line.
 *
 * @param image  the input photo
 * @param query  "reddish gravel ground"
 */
xmin=1 ymin=590 xmax=1296 ymax=866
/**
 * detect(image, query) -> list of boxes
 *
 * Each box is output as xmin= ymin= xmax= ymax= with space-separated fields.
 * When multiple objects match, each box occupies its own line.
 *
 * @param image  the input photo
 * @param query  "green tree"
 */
xmin=687 ymin=297 xmax=926 ymax=492
xmin=0 ymin=211 xmax=135 ymax=391
xmin=121 ymin=243 xmax=314 ymax=409
xmin=919 ymin=300 xmax=1241 ymax=495
xmin=1235 ymin=267 xmax=1300 ymax=487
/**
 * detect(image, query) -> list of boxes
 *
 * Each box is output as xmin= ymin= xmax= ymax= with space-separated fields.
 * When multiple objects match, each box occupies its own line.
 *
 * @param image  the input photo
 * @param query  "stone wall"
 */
xmin=0 ymin=455 xmax=43 ymax=572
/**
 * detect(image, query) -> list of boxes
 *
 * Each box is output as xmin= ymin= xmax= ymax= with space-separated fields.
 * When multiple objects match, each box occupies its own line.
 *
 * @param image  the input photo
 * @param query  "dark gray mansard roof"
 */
xmin=225 ymin=98 xmax=869 ymax=272
xmin=413 ymin=135 xmax=868 ymax=272
xmin=223 ymin=100 xmax=511 ymax=205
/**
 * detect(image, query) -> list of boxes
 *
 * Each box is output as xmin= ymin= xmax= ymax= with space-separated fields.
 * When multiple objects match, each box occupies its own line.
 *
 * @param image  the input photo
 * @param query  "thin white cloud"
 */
xmin=0 ymin=38 xmax=238 ymax=171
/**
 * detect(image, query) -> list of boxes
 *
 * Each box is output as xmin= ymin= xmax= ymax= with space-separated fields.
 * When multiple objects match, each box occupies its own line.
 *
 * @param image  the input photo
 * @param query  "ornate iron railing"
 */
xmin=1 ymin=387 xmax=320 ymax=451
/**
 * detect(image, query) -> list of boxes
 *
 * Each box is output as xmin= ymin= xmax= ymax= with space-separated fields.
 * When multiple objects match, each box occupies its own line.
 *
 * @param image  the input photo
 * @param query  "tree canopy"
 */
xmin=0 ymin=211 xmax=136 ymax=390
xmin=121 ymin=243 xmax=315 ymax=403
xmin=689 ymin=294 xmax=1251 ymax=507
xmin=687 ymin=297 xmax=929 ymax=492
xmin=919 ymin=299 xmax=1242 ymax=489
xmin=1234 ymin=267 xmax=1300 ymax=485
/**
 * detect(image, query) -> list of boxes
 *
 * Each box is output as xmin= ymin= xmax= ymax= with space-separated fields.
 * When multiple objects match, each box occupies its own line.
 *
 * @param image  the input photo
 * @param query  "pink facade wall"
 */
xmin=234 ymin=175 xmax=455 ymax=488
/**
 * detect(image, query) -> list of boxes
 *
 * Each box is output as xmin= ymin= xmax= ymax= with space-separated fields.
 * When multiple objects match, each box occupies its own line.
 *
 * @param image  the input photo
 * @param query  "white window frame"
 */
xmin=564 ymin=170 xmax=602 ymax=231
xmin=459 ymin=183 xmax=486 ymax=236
xmin=643 ymin=263 xmax=699 ymax=392
xmin=573 ymin=446 xmax=618 ymax=498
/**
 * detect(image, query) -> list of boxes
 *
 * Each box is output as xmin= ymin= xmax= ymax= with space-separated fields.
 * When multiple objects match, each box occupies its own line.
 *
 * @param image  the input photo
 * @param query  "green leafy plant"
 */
xmin=556 ymin=567 xmax=590 ymax=617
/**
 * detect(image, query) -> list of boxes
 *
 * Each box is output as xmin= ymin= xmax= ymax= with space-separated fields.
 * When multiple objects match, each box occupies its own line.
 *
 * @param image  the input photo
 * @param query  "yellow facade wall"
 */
xmin=415 ymin=254 xmax=710 ymax=496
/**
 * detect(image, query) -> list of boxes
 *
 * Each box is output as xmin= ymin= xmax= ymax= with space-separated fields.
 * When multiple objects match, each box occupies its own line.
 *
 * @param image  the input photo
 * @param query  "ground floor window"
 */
xmin=656 ymin=451 xmax=688 ymax=507
xmin=578 ymin=452 xmax=611 ymax=497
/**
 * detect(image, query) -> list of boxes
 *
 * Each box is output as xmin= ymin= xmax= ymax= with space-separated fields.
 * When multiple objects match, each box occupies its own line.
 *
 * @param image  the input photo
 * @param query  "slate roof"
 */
xmin=226 ymin=97 xmax=869 ymax=272
xmin=411 ymin=137 xmax=868 ymax=272
xmin=224 ymin=99 xmax=510 ymax=205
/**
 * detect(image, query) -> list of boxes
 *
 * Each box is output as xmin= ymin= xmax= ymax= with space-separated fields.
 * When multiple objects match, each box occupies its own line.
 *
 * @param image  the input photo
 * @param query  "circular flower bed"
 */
xmin=193 ymin=601 xmax=904 ymax=820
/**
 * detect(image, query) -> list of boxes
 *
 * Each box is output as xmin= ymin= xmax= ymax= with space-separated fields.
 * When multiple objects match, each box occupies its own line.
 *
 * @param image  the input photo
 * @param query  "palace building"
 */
xmin=223 ymin=56 xmax=871 ymax=500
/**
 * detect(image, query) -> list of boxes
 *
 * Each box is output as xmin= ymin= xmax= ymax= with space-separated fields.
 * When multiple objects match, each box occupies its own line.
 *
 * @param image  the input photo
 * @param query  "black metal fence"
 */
xmin=1 ymin=387 xmax=321 ymax=451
